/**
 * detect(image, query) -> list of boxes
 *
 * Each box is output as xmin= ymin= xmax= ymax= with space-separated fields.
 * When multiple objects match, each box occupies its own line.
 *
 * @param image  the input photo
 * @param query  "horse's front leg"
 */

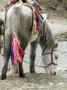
xmin=30 ymin=39 xmax=38 ymax=73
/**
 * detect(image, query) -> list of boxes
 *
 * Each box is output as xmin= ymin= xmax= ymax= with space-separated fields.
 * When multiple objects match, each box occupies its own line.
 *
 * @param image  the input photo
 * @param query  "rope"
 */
xmin=23 ymin=59 xmax=47 ymax=69
xmin=2 ymin=48 xmax=67 ymax=71
xmin=23 ymin=48 xmax=67 ymax=69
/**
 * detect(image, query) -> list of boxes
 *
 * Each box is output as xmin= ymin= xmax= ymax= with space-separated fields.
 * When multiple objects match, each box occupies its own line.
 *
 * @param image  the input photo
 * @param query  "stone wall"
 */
xmin=49 ymin=0 xmax=67 ymax=10
xmin=40 ymin=0 xmax=67 ymax=11
xmin=0 ymin=0 xmax=67 ymax=11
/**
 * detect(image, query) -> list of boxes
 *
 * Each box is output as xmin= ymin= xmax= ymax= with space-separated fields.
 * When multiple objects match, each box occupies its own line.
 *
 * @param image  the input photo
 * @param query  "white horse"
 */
xmin=0 ymin=1 xmax=57 ymax=80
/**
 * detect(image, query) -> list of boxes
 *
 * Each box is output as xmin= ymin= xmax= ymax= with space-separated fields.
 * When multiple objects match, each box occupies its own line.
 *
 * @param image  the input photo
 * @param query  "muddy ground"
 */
xmin=0 ymin=1 xmax=67 ymax=90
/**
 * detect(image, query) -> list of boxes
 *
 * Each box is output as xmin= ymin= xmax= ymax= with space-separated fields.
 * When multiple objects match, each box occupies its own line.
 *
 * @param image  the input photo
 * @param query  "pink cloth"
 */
xmin=9 ymin=0 xmax=17 ymax=4
xmin=11 ymin=32 xmax=24 ymax=64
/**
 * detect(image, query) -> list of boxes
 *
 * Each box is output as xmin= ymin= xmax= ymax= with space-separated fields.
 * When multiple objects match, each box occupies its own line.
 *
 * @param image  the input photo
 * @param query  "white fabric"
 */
xmin=41 ymin=13 xmax=48 ymax=21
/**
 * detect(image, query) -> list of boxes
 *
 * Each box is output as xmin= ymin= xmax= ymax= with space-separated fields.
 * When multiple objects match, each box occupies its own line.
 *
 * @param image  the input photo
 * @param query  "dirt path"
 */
xmin=0 ymin=73 xmax=67 ymax=90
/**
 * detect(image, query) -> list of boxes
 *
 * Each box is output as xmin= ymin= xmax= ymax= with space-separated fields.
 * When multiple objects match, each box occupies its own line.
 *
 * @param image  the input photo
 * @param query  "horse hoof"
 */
xmin=1 ymin=74 xmax=6 ymax=80
xmin=19 ymin=73 xmax=25 ymax=78
xmin=54 ymin=71 xmax=56 ymax=75
xmin=50 ymin=71 xmax=56 ymax=75
xmin=30 ymin=70 xmax=36 ymax=73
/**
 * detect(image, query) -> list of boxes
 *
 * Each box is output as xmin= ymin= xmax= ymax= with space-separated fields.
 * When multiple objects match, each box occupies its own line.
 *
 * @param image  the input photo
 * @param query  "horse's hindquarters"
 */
xmin=1 ymin=3 xmax=33 ymax=80
xmin=6 ymin=4 xmax=33 ymax=47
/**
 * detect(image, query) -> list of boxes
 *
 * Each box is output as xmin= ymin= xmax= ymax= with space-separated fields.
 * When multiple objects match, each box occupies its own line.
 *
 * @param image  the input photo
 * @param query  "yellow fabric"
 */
xmin=22 ymin=3 xmax=39 ymax=34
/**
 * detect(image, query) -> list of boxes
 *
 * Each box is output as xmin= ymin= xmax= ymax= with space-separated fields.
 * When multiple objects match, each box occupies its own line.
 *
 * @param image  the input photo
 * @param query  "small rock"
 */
xmin=49 ymin=82 xmax=53 ymax=85
xmin=56 ymin=82 xmax=64 ymax=86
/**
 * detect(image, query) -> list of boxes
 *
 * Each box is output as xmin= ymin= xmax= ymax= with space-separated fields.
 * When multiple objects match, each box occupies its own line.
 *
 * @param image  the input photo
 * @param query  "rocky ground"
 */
xmin=0 ymin=73 xmax=67 ymax=90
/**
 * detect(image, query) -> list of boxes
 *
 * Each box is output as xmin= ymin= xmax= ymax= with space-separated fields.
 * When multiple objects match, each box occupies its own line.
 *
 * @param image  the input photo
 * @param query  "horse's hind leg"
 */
xmin=1 ymin=50 xmax=10 ymax=80
xmin=1 ymin=34 xmax=11 ymax=80
xmin=19 ymin=62 xmax=25 ymax=78
xmin=30 ymin=39 xmax=38 ymax=73
xmin=1 ymin=58 xmax=9 ymax=80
